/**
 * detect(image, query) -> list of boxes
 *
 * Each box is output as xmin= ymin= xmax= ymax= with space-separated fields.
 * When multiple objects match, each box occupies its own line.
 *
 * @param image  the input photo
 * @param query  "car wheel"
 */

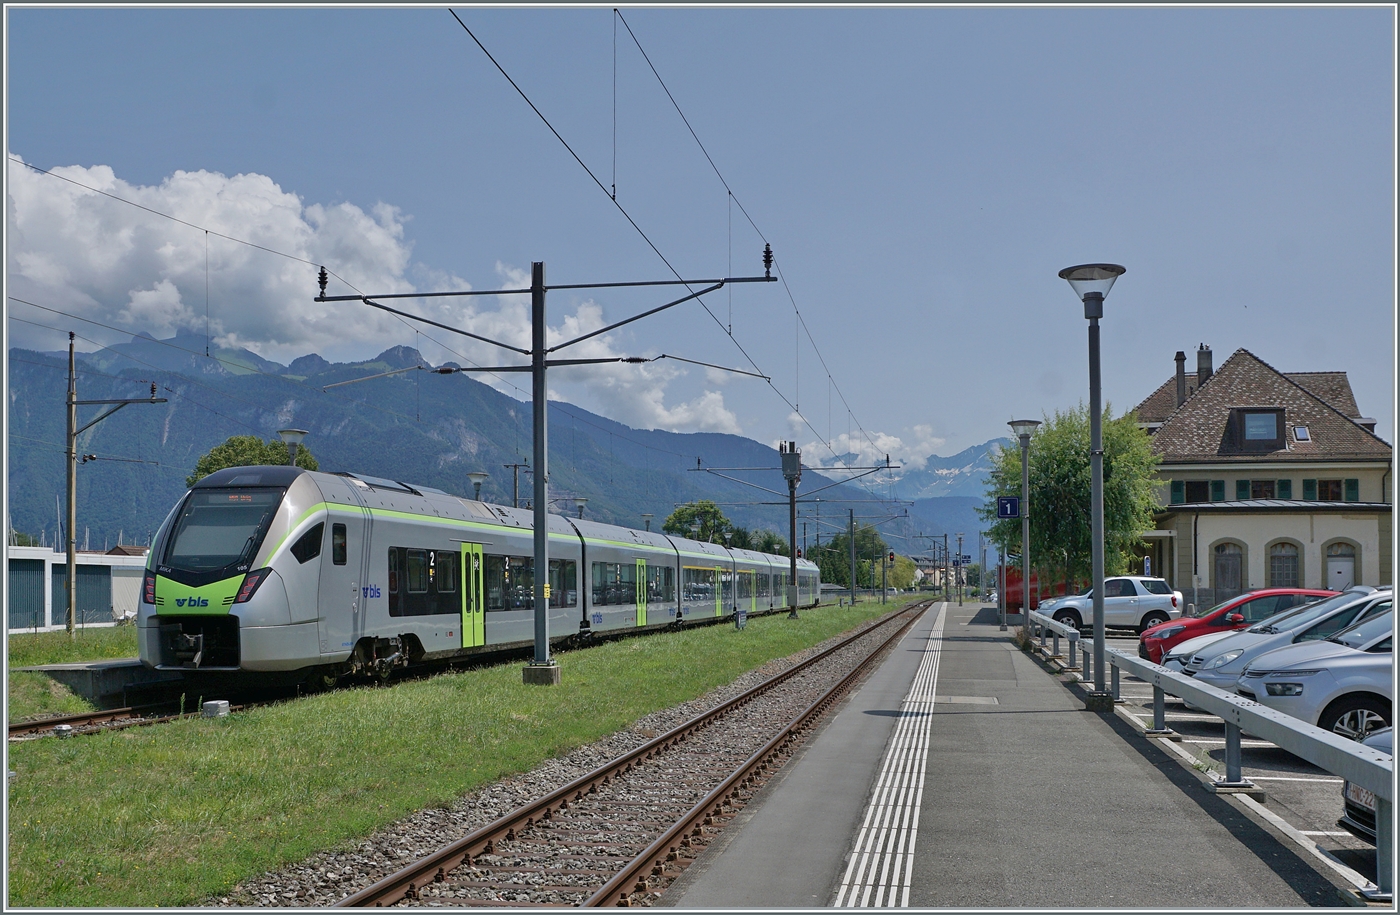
xmin=1319 ymin=695 xmax=1392 ymax=742
xmin=1052 ymin=610 xmax=1082 ymax=630
xmin=1138 ymin=611 xmax=1170 ymax=635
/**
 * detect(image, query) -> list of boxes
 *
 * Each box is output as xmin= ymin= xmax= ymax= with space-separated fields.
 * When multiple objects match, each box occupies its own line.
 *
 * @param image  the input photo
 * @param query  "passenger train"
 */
xmin=137 ymin=465 xmax=821 ymax=681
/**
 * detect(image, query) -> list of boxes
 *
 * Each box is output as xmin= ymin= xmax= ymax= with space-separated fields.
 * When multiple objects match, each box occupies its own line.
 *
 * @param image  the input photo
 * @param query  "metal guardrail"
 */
xmin=1029 ymin=608 xmax=1392 ymax=901
xmin=1028 ymin=611 xmax=1082 ymax=673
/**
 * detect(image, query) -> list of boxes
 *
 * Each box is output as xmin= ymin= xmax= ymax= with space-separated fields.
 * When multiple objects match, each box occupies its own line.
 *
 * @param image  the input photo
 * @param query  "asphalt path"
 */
xmin=664 ymin=601 xmax=1362 ymax=908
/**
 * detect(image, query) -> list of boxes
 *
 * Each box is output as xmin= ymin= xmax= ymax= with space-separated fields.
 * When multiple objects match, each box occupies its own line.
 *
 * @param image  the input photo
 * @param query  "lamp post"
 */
xmin=575 ymin=497 xmax=588 ymax=520
xmin=1009 ymin=419 xmax=1041 ymax=642
xmin=1059 ymin=263 xmax=1125 ymax=701
xmin=466 ymin=471 xmax=490 ymax=501
xmin=641 ymin=513 xmax=653 ymax=532
xmin=277 ymin=429 xmax=308 ymax=466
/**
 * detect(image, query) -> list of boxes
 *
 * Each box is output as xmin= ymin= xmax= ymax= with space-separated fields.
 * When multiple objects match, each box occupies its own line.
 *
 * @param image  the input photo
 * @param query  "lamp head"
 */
xmin=1058 ymin=263 xmax=1125 ymax=305
xmin=277 ymin=429 xmax=309 ymax=447
xmin=1008 ymin=418 xmax=1041 ymax=440
xmin=466 ymin=471 xmax=490 ymax=487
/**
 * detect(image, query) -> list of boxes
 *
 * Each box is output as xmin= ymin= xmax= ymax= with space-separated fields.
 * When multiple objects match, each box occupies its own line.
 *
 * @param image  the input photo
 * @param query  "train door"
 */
xmin=461 ymin=543 xmax=485 ymax=648
xmin=636 ymin=558 xmax=647 ymax=626
xmin=714 ymin=566 xmax=724 ymax=617
xmin=318 ymin=500 xmax=370 ymax=658
xmin=746 ymin=571 xmax=756 ymax=616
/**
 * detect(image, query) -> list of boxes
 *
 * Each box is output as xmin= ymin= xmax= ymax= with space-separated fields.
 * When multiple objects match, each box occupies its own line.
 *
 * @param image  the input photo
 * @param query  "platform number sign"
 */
xmin=996 ymin=496 xmax=1021 ymax=519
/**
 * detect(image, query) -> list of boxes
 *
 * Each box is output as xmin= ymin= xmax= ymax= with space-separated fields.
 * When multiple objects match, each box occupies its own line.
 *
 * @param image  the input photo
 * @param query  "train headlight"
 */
xmin=234 ymin=568 xmax=272 ymax=604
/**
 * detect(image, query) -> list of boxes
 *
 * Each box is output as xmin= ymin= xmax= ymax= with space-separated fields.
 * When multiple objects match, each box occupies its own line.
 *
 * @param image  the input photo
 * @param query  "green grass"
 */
xmin=6 ymin=601 xmax=910 ymax=907
xmin=7 ymin=626 xmax=139 ymax=668
xmin=7 ymin=626 xmax=138 ymax=723
xmin=6 ymin=673 xmax=95 ymax=722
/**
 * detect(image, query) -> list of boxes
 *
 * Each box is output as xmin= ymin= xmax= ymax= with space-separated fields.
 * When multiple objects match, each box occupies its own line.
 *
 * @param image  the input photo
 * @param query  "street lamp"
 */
xmin=575 ymin=497 xmax=588 ymax=519
xmin=1009 ymin=418 xmax=1041 ymax=642
xmin=277 ymin=429 xmax=309 ymax=466
xmin=641 ymin=513 xmax=654 ymax=532
xmin=466 ymin=471 xmax=490 ymax=501
xmin=1059 ymin=262 xmax=1124 ymax=703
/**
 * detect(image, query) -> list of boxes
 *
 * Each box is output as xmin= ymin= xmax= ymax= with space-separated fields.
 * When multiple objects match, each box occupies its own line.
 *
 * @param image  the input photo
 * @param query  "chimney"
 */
xmin=1174 ymin=351 xmax=1187 ymax=406
xmin=1197 ymin=344 xmax=1213 ymax=388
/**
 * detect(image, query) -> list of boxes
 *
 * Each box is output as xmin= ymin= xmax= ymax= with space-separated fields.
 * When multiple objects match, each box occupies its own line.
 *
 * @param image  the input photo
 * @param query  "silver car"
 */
xmin=1042 ymin=575 xmax=1184 ymax=634
xmin=1184 ymin=588 xmax=1391 ymax=692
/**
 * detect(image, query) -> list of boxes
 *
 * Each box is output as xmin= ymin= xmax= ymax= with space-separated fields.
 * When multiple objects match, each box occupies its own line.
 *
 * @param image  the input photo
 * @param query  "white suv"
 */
xmin=1041 ymin=576 xmax=1184 ymax=634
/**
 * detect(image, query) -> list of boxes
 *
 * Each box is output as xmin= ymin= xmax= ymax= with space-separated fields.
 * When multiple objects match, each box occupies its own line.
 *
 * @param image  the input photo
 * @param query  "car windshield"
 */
xmin=163 ymin=487 xmax=284 ymax=573
xmin=1193 ymin=596 xmax=1243 ymax=619
xmin=1328 ymin=607 xmax=1393 ymax=648
xmin=1247 ymin=591 xmax=1370 ymax=633
xmin=1140 ymin=579 xmax=1172 ymax=595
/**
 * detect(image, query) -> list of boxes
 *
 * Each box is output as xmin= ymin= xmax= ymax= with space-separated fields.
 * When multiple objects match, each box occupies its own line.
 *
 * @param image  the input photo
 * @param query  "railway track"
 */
xmin=5 ymin=704 xmax=212 ymax=740
xmin=336 ymin=599 xmax=932 ymax=908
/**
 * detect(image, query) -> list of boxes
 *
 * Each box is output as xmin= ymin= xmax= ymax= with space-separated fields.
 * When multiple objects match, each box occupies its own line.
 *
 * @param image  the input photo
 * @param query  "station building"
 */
xmin=1133 ymin=345 xmax=1392 ymax=611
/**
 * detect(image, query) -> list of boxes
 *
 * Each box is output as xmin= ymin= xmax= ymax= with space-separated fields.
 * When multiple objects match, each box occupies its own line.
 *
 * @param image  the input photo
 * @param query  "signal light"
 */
xmin=888 ymin=551 xmax=895 ymax=564
xmin=796 ymin=548 xmax=802 ymax=559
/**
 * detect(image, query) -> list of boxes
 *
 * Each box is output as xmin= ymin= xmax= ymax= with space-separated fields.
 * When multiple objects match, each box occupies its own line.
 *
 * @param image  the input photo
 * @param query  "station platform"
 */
xmin=663 ymin=600 xmax=1351 ymax=909
xmin=16 ymin=658 xmax=183 ymax=708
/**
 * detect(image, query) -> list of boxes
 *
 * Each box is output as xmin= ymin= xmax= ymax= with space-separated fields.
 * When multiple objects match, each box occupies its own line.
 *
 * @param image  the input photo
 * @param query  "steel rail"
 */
xmin=336 ymin=601 xmax=928 ymax=908
xmin=7 ymin=704 xmax=243 ymax=739
xmin=582 ymin=601 xmax=926 ymax=906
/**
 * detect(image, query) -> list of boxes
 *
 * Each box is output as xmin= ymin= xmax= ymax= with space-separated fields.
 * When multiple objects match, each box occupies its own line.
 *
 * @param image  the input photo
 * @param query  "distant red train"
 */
xmin=996 ymin=566 xmax=1087 ymax=613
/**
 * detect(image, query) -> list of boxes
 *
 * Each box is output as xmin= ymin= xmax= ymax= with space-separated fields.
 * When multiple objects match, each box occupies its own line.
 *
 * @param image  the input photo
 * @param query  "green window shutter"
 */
xmin=1170 ymin=480 xmax=1185 ymax=504
xmin=1302 ymin=479 xmax=1317 ymax=500
xmin=1277 ymin=479 xmax=1292 ymax=500
xmin=1236 ymin=479 xmax=1251 ymax=501
xmin=1344 ymin=478 xmax=1359 ymax=502
xmin=1211 ymin=479 xmax=1225 ymax=502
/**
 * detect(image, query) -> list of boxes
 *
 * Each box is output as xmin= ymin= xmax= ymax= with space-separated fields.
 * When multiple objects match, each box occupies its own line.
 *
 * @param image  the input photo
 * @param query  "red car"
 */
xmin=1137 ymin=588 xmax=1336 ymax=663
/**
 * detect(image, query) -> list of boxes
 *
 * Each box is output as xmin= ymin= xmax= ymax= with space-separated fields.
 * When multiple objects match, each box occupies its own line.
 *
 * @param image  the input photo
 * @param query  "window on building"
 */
xmin=1268 ymin=543 xmax=1299 ymax=588
xmin=1251 ymin=480 xmax=1276 ymax=499
xmin=1231 ymin=408 xmax=1285 ymax=452
xmin=1244 ymin=412 xmax=1278 ymax=440
xmin=1294 ymin=426 xmax=1310 ymax=442
xmin=1317 ymin=479 xmax=1342 ymax=500
xmin=1185 ymin=481 xmax=1210 ymax=503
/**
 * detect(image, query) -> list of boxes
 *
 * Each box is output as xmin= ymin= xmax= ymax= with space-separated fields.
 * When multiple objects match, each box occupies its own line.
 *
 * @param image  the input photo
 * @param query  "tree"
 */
xmin=662 ymin=500 xmax=730 ymax=543
xmin=812 ymin=524 xmax=888 ymax=589
xmin=979 ymin=404 xmax=1160 ymax=596
xmin=187 ymin=435 xmax=319 ymax=488
xmin=749 ymin=529 xmax=790 ymax=558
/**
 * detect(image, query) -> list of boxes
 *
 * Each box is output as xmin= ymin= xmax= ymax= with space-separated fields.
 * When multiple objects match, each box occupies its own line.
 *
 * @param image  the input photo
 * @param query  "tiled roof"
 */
xmin=1283 ymin=372 xmax=1361 ymax=418
xmin=1134 ymin=375 xmax=1199 ymax=424
xmin=1147 ymin=349 xmax=1391 ymax=463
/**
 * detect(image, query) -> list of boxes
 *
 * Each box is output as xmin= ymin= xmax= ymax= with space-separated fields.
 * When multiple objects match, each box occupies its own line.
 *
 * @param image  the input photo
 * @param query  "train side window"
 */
xmin=388 ymin=548 xmax=400 ymax=616
xmin=332 ymin=524 xmax=347 ymax=565
xmin=407 ymin=550 xmax=429 ymax=594
xmin=436 ymin=551 xmax=457 ymax=593
xmin=291 ymin=523 xmax=324 ymax=564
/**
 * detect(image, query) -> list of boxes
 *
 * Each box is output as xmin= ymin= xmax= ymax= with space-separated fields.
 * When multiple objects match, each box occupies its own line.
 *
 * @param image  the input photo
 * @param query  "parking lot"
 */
xmin=1098 ymin=630 xmax=1380 ymax=889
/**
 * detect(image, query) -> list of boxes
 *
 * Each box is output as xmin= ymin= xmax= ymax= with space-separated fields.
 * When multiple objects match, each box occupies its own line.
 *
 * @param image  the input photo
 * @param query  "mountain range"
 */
xmin=7 ymin=331 xmax=1002 ymax=558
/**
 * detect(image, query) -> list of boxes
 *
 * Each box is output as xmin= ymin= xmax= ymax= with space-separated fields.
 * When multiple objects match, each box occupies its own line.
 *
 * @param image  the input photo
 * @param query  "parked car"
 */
xmin=1041 ymin=576 xmax=1184 ymax=634
xmin=1138 ymin=588 xmax=1335 ymax=663
xmin=1160 ymin=630 xmax=1240 ymax=673
xmin=1236 ymin=609 xmax=1392 ymax=740
xmin=1183 ymin=587 xmax=1391 ymax=693
xmin=1339 ymin=726 xmax=1392 ymax=843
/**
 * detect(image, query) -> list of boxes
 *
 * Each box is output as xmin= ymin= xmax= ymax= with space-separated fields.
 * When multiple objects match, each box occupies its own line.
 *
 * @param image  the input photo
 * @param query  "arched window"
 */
xmin=1214 ymin=542 xmax=1243 ymax=593
xmin=1268 ymin=542 xmax=1299 ymax=588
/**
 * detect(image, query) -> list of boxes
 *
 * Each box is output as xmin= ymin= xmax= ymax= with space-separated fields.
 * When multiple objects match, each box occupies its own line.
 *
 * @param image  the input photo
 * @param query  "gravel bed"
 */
xmin=211 ymin=611 xmax=908 ymax=907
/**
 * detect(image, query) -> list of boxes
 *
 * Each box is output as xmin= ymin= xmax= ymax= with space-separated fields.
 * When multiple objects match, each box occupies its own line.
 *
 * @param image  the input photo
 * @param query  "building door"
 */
xmin=1214 ymin=543 xmax=1243 ymax=596
xmin=1327 ymin=543 xmax=1356 ymax=590
xmin=461 ymin=543 xmax=484 ymax=648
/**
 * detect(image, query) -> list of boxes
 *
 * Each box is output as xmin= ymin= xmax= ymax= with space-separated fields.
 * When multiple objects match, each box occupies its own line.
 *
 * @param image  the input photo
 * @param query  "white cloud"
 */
xmin=6 ymin=154 xmax=739 ymax=434
xmin=798 ymin=423 xmax=947 ymax=473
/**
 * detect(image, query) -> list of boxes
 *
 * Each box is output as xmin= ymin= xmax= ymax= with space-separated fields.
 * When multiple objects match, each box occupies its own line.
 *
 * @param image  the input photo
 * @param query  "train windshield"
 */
xmin=163 ymin=488 xmax=285 ymax=573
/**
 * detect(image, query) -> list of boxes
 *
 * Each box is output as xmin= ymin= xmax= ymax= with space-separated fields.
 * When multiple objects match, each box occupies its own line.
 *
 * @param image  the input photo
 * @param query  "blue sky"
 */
xmin=5 ymin=6 xmax=1395 ymax=468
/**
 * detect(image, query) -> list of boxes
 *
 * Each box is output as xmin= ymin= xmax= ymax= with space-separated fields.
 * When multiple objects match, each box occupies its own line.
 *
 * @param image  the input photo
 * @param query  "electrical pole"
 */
xmin=65 ymin=332 xmax=166 ymax=637
xmin=781 ymin=441 xmax=801 ymax=618
xmin=504 ymin=460 xmax=529 ymax=509
xmin=850 ymin=509 xmax=857 ymax=606
xmin=317 ymin=250 xmax=776 ymax=685
xmin=943 ymin=533 xmax=949 ymax=603
xmin=957 ymin=533 xmax=964 ymax=606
